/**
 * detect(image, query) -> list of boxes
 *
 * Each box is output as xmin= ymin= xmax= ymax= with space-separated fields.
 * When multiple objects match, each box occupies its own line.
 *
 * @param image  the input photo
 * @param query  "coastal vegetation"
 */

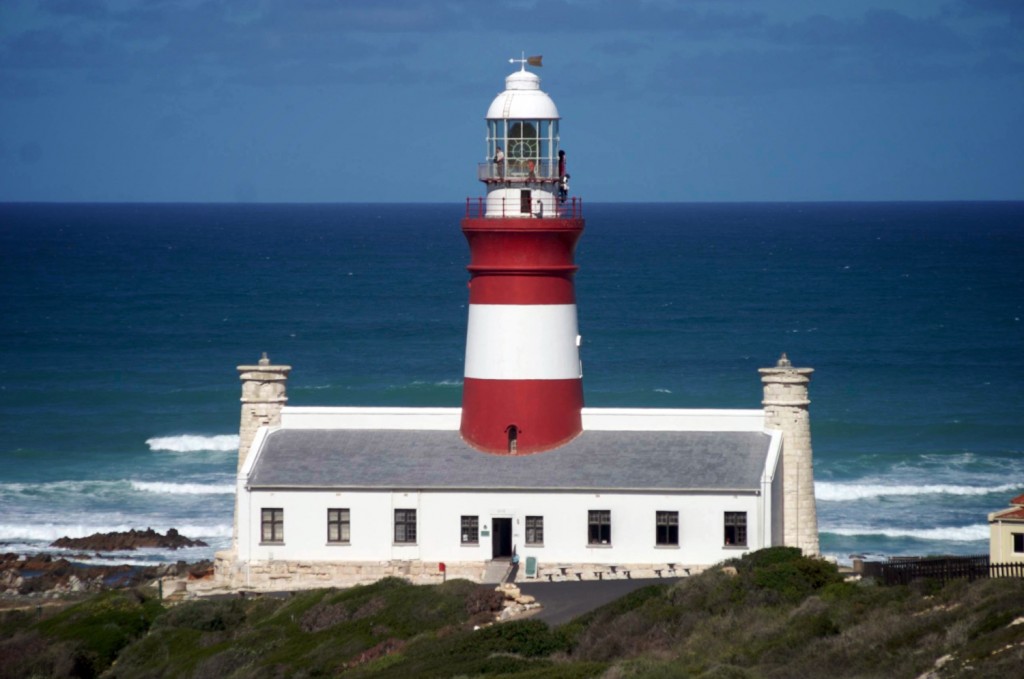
xmin=2 ymin=548 xmax=1022 ymax=678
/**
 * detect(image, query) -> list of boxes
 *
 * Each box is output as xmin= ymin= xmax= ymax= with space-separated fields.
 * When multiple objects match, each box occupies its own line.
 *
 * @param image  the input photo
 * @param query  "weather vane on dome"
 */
xmin=510 ymin=52 xmax=543 ymax=70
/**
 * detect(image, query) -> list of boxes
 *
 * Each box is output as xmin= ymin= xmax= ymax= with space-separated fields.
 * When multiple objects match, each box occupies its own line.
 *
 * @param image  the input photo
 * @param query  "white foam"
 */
xmin=131 ymin=481 xmax=235 ymax=495
xmin=824 ymin=524 xmax=989 ymax=542
xmin=816 ymin=481 xmax=1022 ymax=502
xmin=0 ymin=480 xmax=117 ymax=495
xmin=146 ymin=434 xmax=238 ymax=452
xmin=408 ymin=380 xmax=463 ymax=387
xmin=1 ymin=478 xmax=235 ymax=498
xmin=65 ymin=556 xmax=184 ymax=567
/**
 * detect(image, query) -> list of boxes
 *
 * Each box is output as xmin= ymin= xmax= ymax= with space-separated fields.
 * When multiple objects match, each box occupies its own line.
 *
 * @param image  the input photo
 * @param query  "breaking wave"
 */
xmin=816 ymin=481 xmax=1023 ymax=502
xmin=130 ymin=481 xmax=235 ymax=495
xmin=146 ymin=434 xmax=238 ymax=452
xmin=1 ymin=479 xmax=235 ymax=499
xmin=823 ymin=524 xmax=988 ymax=542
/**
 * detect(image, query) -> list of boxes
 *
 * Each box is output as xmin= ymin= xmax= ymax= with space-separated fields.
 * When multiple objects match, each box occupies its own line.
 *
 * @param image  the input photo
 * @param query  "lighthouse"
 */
xmin=219 ymin=57 xmax=823 ymax=593
xmin=460 ymin=56 xmax=585 ymax=455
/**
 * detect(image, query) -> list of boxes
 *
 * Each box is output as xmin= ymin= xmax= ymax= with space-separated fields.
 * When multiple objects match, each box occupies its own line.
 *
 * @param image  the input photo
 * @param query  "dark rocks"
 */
xmin=50 ymin=527 xmax=208 ymax=551
xmin=0 ymin=555 xmax=214 ymax=598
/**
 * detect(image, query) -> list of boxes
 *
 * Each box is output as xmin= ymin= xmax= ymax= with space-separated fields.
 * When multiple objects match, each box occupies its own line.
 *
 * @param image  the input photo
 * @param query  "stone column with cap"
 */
xmin=237 ymin=353 xmax=291 ymax=473
xmin=217 ymin=353 xmax=292 ymax=578
xmin=760 ymin=353 xmax=820 ymax=555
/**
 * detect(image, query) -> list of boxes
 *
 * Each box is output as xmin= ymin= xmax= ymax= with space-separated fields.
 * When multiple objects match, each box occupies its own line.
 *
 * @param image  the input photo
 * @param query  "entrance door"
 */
xmin=492 ymin=518 xmax=513 ymax=559
xmin=520 ymin=190 xmax=532 ymax=214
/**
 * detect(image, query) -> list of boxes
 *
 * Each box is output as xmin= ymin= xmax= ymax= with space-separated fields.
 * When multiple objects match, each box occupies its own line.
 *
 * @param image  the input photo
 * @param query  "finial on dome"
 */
xmin=510 ymin=52 xmax=543 ymax=70
xmin=777 ymin=353 xmax=791 ymax=367
xmin=259 ymin=352 xmax=270 ymax=366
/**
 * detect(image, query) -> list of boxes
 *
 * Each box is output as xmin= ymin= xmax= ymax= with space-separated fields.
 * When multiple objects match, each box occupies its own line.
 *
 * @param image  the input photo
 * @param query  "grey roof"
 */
xmin=248 ymin=429 xmax=772 ymax=492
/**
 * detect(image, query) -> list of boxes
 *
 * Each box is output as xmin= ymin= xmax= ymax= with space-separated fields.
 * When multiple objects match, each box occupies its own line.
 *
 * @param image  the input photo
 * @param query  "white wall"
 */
xmin=238 ymin=487 xmax=769 ymax=568
xmin=989 ymin=520 xmax=1024 ymax=563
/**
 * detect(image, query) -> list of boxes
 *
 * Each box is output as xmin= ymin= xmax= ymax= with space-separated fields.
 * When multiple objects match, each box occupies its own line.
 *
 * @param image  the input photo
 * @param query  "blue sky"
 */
xmin=1 ymin=0 xmax=1021 ymax=203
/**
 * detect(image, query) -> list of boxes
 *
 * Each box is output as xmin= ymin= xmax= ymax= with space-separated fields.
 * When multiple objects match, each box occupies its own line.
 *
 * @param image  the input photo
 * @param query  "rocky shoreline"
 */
xmin=0 ymin=528 xmax=212 ymax=604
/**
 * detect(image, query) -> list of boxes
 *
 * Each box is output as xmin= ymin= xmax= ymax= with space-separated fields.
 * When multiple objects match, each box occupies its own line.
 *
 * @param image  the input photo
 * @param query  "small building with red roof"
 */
xmin=988 ymin=493 xmax=1024 ymax=563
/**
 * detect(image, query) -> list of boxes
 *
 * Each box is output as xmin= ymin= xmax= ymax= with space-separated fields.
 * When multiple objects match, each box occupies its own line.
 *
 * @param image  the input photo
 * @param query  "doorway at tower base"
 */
xmin=460 ymin=377 xmax=583 ymax=454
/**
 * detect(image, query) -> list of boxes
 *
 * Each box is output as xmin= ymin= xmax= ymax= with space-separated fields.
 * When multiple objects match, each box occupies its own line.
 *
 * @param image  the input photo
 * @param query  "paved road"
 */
xmin=200 ymin=577 xmax=682 ymax=627
xmin=518 ymin=578 xmax=681 ymax=627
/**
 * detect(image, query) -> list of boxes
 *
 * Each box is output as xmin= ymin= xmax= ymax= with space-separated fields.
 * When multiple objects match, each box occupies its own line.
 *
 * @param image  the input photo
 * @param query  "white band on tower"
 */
xmin=464 ymin=304 xmax=581 ymax=380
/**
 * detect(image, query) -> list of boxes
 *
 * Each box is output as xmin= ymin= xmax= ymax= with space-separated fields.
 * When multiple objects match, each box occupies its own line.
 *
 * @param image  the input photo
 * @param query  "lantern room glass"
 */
xmin=488 ymin=119 xmax=559 ymax=175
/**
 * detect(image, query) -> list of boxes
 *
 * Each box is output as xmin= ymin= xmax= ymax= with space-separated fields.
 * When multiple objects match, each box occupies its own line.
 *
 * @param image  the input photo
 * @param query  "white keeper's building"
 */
xmin=215 ymin=60 xmax=820 ymax=590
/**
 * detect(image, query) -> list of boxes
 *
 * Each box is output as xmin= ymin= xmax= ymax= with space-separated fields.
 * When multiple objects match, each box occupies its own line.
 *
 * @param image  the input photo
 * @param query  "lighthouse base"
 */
xmin=460 ymin=377 xmax=583 ymax=454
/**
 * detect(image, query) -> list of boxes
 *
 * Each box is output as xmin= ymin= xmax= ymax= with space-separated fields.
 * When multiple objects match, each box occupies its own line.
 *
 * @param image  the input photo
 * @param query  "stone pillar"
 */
xmin=228 ymin=353 xmax=291 ymax=558
xmin=759 ymin=353 xmax=819 ymax=555
xmin=237 ymin=353 xmax=291 ymax=473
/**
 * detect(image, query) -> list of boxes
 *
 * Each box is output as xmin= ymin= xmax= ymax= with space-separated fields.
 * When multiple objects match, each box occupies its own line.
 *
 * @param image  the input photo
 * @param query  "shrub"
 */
xmin=299 ymin=601 xmax=351 ymax=632
xmin=669 ymin=570 xmax=746 ymax=614
xmin=464 ymin=585 xmax=505 ymax=617
xmin=34 ymin=589 xmax=164 ymax=676
xmin=0 ymin=632 xmax=90 ymax=679
xmin=699 ymin=664 xmax=757 ymax=679
xmin=732 ymin=546 xmax=804 ymax=572
xmin=157 ymin=598 xmax=247 ymax=632
xmin=752 ymin=557 xmax=843 ymax=601
xmin=472 ymin=619 xmax=571 ymax=657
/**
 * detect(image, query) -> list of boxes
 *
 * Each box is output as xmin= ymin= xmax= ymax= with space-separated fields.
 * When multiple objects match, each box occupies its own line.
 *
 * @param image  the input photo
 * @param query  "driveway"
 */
xmin=517 ymin=577 xmax=681 ymax=627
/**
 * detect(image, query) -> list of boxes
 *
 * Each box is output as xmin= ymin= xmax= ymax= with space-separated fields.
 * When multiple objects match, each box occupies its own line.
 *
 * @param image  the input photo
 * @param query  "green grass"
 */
xmin=0 ymin=588 xmax=164 ymax=679
xmin=3 ymin=550 xmax=1023 ymax=678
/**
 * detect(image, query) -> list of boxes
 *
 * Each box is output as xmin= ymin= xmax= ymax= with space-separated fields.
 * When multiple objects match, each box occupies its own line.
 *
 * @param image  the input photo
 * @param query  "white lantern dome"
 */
xmin=485 ymin=68 xmax=560 ymax=120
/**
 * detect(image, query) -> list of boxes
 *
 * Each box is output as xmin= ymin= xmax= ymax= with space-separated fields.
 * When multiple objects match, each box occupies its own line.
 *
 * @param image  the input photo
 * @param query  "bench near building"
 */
xmin=214 ymin=59 xmax=820 ymax=590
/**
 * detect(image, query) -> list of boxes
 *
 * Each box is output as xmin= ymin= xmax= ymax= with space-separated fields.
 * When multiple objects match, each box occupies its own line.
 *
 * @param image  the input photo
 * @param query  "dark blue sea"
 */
xmin=1 ymin=202 xmax=1022 ymax=566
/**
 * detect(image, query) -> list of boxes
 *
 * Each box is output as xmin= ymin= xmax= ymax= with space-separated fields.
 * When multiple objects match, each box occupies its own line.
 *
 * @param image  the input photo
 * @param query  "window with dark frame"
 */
xmin=588 ymin=510 xmax=611 ymax=545
xmin=327 ymin=508 xmax=350 ymax=544
xmin=261 ymin=508 xmax=284 ymax=543
xmin=461 ymin=515 xmax=479 ymax=544
xmin=1013 ymin=532 xmax=1024 ymax=553
xmin=525 ymin=516 xmax=544 ymax=545
xmin=724 ymin=511 xmax=747 ymax=546
xmin=656 ymin=511 xmax=679 ymax=546
xmin=394 ymin=509 xmax=417 ymax=544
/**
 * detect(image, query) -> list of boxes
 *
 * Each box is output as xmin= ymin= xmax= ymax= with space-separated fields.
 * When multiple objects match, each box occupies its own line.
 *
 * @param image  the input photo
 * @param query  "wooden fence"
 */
xmin=867 ymin=555 xmax=1024 ymax=586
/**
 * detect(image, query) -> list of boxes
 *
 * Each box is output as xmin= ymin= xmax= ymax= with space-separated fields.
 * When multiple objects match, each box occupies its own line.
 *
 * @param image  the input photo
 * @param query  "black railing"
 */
xmin=867 ymin=555 xmax=1024 ymax=585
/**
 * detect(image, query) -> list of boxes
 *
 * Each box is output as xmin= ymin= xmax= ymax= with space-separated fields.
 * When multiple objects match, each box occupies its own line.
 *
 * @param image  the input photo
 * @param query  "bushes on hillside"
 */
xmin=6 ymin=556 xmax=1024 ymax=678
xmin=0 ymin=588 xmax=163 ymax=679
xmin=743 ymin=550 xmax=844 ymax=602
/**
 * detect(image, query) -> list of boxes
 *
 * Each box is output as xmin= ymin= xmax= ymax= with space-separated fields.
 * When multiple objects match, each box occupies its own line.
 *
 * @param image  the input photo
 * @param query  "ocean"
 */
xmin=1 ymin=202 xmax=1022 ymax=567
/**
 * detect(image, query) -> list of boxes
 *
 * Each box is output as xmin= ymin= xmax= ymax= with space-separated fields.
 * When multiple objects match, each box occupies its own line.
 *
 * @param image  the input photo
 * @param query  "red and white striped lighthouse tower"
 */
xmin=460 ymin=56 xmax=585 ymax=455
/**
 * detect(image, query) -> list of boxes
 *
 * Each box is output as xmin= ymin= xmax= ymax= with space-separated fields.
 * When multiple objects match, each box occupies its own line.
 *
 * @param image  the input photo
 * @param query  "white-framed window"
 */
xmin=656 ymin=511 xmax=679 ymax=546
xmin=588 ymin=510 xmax=611 ymax=545
xmin=525 ymin=516 xmax=544 ymax=545
xmin=261 ymin=508 xmax=284 ymax=544
xmin=327 ymin=508 xmax=350 ymax=544
xmin=461 ymin=515 xmax=479 ymax=544
xmin=724 ymin=511 xmax=747 ymax=547
xmin=394 ymin=509 xmax=417 ymax=544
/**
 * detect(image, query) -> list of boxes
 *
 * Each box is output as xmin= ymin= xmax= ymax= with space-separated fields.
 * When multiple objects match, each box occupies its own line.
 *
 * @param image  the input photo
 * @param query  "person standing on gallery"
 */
xmin=557 ymin=149 xmax=568 ymax=202
xmin=495 ymin=145 xmax=505 ymax=180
